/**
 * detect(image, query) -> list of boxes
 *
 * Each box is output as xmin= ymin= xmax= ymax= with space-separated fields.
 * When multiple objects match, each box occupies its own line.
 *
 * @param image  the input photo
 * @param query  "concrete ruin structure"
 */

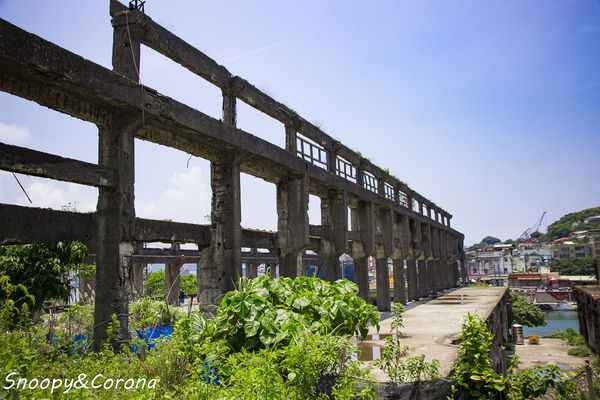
xmin=0 ymin=1 xmax=465 ymax=350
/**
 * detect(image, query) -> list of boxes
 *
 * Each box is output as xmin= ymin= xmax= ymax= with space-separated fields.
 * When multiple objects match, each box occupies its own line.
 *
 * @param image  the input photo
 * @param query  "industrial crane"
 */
xmin=519 ymin=211 xmax=547 ymax=242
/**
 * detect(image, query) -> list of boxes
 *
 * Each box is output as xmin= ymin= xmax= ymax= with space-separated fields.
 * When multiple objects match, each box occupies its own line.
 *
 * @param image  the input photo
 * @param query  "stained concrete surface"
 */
xmin=513 ymin=338 xmax=590 ymax=371
xmin=359 ymin=286 xmax=507 ymax=381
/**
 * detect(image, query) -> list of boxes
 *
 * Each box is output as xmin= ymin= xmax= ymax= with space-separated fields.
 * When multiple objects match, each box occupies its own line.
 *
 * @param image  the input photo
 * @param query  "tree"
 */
xmin=181 ymin=274 xmax=196 ymax=294
xmin=0 ymin=242 xmax=88 ymax=311
xmin=143 ymin=270 xmax=197 ymax=297
xmin=144 ymin=270 xmax=165 ymax=297
xmin=507 ymin=291 xmax=546 ymax=328
xmin=551 ymin=257 xmax=596 ymax=276
xmin=480 ymin=236 xmax=501 ymax=246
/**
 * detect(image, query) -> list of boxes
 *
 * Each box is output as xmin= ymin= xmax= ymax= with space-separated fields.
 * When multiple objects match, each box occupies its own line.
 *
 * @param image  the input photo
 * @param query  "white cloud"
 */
xmin=13 ymin=180 xmax=97 ymax=212
xmin=137 ymin=166 xmax=210 ymax=224
xmin=25 ymin=181 xmax=64 ymax=208
xmin=0 ymin=172 xmax=7 ymax=203
xmin=0 ymin=122 xmax=31 ymax=145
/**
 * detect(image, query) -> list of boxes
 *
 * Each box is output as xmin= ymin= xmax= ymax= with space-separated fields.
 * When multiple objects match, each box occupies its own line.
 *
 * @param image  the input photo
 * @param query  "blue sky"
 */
xmin=0 ymin=0 xmax=599 ymax=245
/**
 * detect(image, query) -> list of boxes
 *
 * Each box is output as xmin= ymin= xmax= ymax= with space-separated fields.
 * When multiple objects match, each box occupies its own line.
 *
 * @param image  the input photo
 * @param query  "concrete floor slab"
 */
xmin=358 ymin=286 xmax=507 ymax=381
xmin=513 ymin=338 xmax=590 ymax=371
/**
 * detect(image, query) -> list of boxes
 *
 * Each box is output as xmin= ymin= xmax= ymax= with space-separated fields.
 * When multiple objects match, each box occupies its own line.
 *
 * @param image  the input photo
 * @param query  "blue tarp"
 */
xmin=135 ymin=325 xmax=173 ymax=349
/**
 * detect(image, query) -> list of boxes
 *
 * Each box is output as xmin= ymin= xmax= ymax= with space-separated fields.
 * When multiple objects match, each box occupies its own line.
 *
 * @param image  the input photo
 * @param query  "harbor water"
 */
xmin=522 ymin=309 xmax=579 ymax=337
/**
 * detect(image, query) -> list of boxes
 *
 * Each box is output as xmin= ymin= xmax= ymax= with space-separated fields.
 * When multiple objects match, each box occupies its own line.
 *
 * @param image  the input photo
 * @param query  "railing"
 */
xmin=296 ymin=134 xmax=327 ymax=169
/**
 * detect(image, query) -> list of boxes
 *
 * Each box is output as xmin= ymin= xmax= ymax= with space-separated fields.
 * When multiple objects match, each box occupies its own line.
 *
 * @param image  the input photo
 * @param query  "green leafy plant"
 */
xmin=508 ymin=291 xmax=546 ymax=328
xmin=0 ymin=275 xmax=35 ymax=331
xmin=212 ymin=275 xmax=380 ymax=352
xmin=129 ymin=298 xmax=185 ymax=330
xmin=0 ymin=242 xmax=89 ymax=311
xmin=448 ymin=314 xmax=507 ymax=399
xmin=449 ymin=314 xmax=574 ymax=400
xmin=506 ymin=355 xmax=575 ymax=400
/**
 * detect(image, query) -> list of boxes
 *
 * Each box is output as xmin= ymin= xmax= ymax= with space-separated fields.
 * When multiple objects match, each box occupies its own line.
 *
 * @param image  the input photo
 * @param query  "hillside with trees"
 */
xmin=539 ymin=206 xmax=600 ymax=242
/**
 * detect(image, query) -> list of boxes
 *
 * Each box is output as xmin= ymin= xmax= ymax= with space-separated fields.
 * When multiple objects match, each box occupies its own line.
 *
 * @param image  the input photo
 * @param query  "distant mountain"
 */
xmin=541 ymin=206 xmax=600 ymax=242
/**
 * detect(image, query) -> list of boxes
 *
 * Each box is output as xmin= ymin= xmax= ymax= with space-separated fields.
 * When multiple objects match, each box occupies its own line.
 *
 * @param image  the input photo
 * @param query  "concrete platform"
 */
xmin=514 ymin=338 xmax=590 ymax=371
xmin=357 ymin=286 xmax=507 ymax=381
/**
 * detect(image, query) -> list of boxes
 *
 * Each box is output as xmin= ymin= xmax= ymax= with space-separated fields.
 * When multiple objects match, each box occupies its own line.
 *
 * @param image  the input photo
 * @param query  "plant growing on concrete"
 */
xmin=448 ymin=314 xmax=508 ymax=399
xmin=375 ymin=303 xmax=441 ymax=383
xmin=448 ymin=313 xmax=575 ymax=400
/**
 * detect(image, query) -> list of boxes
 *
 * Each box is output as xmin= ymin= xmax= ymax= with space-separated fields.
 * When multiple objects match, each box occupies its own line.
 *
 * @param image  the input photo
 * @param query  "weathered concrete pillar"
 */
xmin=354 ymin=256 xmax=370 ymax=301
xmin=79 ymin=272 xmax=96 ymax=304
xmin=430 ymin=260 xmax=437 ymax=294
xmin=92 ymin=7 xmax=142 ymax=351
xmin=449 ymin=261 xmax=457 ymax=288
xmin=244 ymin=248 xmax=258 ymax=279
xmin=460 ymin=259 xmax=468 ymax=285
xmin=417 ymin=260 xmax=428 ymax=298
xmin=391 ymin=214 xmax=409 ymax=305
xmin=421 ymin=223 xmax=432 ymax=264
xmin=374 ymin=207 xmax=393 ymax=311
xmin=285 ymin=125 xmax=297 ymax=154
xmin=246 ymin=263 xmax=258 ymax=279
xmin=165 ymin=263 xmax=182 ymax=305
xmin=94 ymin=116 xmax=135 ymax=351
xmin=350 ymin=200 xmax=375 ymax=301
xmin=197 ymin=151 xmax=242 ymax=311
xmin=277 ymin=173 xmax=310 ymax=277
xmin=436 ymin=260 xmax=444 ymax=291
xmin=392 ymin=258 xmax=407 ymax=305
xmin=321 ymin=250 xmax=339 ymax=282
xmin=319 ymin=189 xmax=348 ymax=282
xmin=165 ymin=244 xmax=182 ymax=305
xmin=406 ymin=259 xmax=418 ymax=301
xmin=375 ymin=257 xmax=391 ymax=311
xmin=130 ymin=263 xmax=145 ymax=299
xmin=441 ymin=261 xmax=448 ymax=290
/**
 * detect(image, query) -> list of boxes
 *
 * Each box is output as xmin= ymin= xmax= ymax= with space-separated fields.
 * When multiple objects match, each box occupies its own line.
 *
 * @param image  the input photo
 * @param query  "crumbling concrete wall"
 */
xmin=0 ymin=0 xmax=467 ymax=350
xmin=575 ymin=285 xmax=600 ymax=355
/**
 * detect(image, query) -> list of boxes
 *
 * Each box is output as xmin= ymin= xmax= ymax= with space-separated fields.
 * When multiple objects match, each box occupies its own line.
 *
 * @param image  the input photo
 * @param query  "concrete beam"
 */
xmin=241 ymin=230 xmax=277 ymax=248
xmin=135 ymin=218 xmax=210 ymax=244
xmin=0 ymin=204 xmax=93 ymax=245
xmin=0 ymin=142 xmax=114 ymax=188
xmin=0 ymin=19 xmax=460 ymax=237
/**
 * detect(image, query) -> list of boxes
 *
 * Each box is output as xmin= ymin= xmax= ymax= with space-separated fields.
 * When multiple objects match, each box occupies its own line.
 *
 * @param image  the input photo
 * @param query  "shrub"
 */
xmin=212 ymin=275 xmax=380 ymax=352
